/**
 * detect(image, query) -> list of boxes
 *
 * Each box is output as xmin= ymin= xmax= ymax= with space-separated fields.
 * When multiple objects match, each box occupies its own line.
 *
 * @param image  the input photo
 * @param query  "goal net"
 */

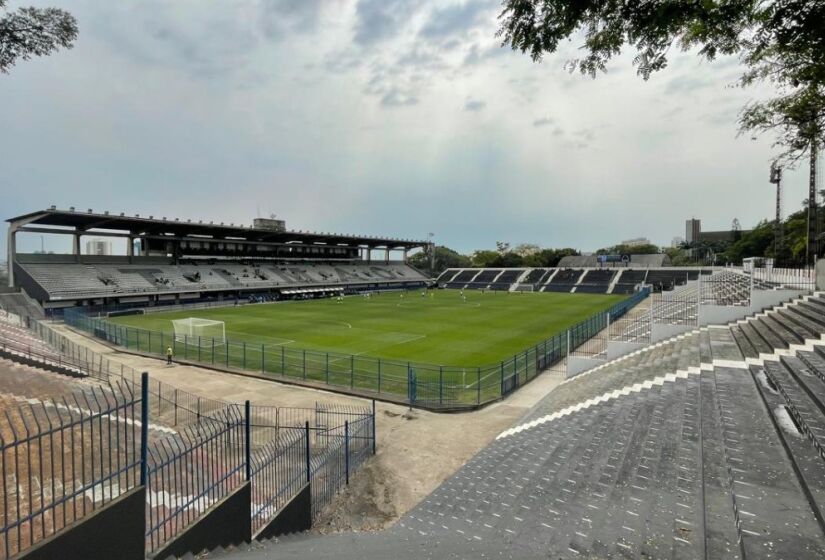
xmin=171 ymin=318 xmax=226 ymax=347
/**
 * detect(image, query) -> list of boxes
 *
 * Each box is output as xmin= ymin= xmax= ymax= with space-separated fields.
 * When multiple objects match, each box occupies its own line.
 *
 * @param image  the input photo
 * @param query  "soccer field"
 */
xmin=109 ymin=290 xmax=621 ymax=367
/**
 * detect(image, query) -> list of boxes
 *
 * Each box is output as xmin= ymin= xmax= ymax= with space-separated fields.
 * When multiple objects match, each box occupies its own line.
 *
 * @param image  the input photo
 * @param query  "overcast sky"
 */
xmin=1 ymin=0 xmax=820 ymax=256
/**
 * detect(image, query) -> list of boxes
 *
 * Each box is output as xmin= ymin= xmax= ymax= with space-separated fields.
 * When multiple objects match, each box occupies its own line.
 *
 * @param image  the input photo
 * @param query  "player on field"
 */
xmin=166 ymin=346 xmax=173 ymax=366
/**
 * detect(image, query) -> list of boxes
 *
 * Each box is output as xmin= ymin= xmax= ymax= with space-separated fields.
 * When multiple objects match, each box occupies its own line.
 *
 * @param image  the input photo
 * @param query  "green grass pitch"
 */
xmin=110 ymin=289 xmax=622 ymax=367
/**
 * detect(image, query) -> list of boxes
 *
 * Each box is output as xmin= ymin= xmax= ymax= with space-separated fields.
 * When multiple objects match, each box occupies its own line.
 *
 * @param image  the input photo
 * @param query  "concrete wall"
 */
xmin=697 ymin=288 xmax=806 ymax=327
xmin=567 ymin=356 xmax=606 ymax=378
xmin=606 ymin=341 xmax=647 ymax=361
xmin=152 ymin=483 xmax=252 ymax=560
xmin=817 ymin=258 xmax=825 ymax=291
xmin=254 ymin=483 xmax=312 ymax=540
xmin=651 ymin=323 xmax=694 ymax=343
xmin=18 ymin=487 xmax=145 ymax=560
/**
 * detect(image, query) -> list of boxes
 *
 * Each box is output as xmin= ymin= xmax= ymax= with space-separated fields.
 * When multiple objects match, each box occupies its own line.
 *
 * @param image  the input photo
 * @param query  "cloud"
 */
xmin=464 ymin=98 xmax=486 ymax=112
xmin=532 ymin=117 xmax=554 ymax=127
xmin=353 ymin=0 xmax=420 ymax=46
xmin=418 ymin=0 xmax=496 ymax=40
xmin=381 ymin=89 xmax=418 ymax=107
xmin=464 ymin=43 xmax=509 ymax=66
xmin=259 ymin=0 xmax=327 ymax=39
xmin=664 ymin=74 xmax=717 ymax=95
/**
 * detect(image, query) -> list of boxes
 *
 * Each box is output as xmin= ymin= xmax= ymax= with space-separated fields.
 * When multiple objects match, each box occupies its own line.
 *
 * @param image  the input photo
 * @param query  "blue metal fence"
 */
xmin=65 ymin=288 xmax=650 ymax=409
xmin=0 ymin=378 xmax=142 ymax=559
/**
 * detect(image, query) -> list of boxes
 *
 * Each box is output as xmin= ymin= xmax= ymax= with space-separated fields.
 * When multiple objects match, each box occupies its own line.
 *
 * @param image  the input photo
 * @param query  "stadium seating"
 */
xmin=16 ymin=260 xmax=428 ymax=303
xmin=541 ymin=268 xmax=583 ymax=293
xmin=0 ymin=292 xmax=44 ymax=318
xmin=611 ymin=269 xmax=648 ymax=294
xmin=573 ymin=269 xmax=616 ymax=294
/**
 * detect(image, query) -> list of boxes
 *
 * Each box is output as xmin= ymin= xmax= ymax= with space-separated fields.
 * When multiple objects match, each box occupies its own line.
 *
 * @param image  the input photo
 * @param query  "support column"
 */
xmin=384 ymin=248 xmax=390 ymax=264
xmin=127 ymin=236 xmax=134 ymax=257
xmin=73 ymin=233 xmax=81 ymax=256
xmin=403 ymin=249 xmax=408 ymax=263
xmin=366 ymin=248 xmax=371 ymax=264
xmin=7 ymin=226 xmax=15 ymax=287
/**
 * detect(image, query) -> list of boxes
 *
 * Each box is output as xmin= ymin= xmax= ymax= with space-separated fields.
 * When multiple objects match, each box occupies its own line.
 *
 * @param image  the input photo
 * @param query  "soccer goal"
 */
xmin=171 ymin=318 xmax=226 ymax=347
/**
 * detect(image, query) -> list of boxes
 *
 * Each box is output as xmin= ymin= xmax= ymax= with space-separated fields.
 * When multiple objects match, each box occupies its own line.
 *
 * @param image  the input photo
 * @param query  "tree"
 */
xmin=512 ymin=243 xmax=541 ymax=257
xmin=495 ymin=241 xmax=511 ymax=255
xmin=498 ymin=1 xmax=757 ymax=79
xmin=471 ymin=250 xmax=501 ymax=268
xmin=498 ymin=1 xmax=825 ymax=263
xmin=408 ymin=246 xmax=471 ymax=275
xmin=0 ymin=0 xmax=77 ymax=74
xmin=731 ymin=218 xmax=742 ymax=243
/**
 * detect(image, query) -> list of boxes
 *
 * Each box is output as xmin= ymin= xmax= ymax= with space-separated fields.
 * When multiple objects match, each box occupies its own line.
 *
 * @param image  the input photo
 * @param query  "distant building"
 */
xmin=684 ymin=218 xmax=751 ymax=246
xmin=685 ymin=219 xmax=701 ymax=244
xmin=671 ymin=236 xmax=685 ymax=248
xmin=621 ymin=237 xmax=652 ymax=247
xmin=85 ymin=239 xmax=111 ymax=256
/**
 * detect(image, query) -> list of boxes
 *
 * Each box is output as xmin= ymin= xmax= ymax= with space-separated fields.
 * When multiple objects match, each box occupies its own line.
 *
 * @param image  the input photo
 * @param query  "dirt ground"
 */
xmin=52 ymin=323 xmax=565 ymax=532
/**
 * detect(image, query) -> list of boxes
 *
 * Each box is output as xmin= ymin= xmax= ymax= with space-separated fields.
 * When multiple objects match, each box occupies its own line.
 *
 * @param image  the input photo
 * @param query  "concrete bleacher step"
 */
xmin=737 ymin=321 xmax=774 ymax=355
xmin=763 ymin=359 xmax=825 ymax=459
xmin=750 ymin=365 xmax=825 ymax=535
xmin=730 ymin=325 xmax=759 ymax=359
xmin=796 ymin=301 xmax=825 ymax=325
xmin=708 ymin=327 xmax=744 ymax=362
xmin=750 ymin=316 xmax=789 ymax=350
xmin=778 ymin=308 xmax=824 ymax=339
xmin=798 ymin=347 xmax=825 ymax=381
xmin=762 ymin=313 xmax=806 ymax=346
xmin=713 ymin=366 xmax=825 ymax=557
xmin=699 ymin=372 xmax=743 ymax=560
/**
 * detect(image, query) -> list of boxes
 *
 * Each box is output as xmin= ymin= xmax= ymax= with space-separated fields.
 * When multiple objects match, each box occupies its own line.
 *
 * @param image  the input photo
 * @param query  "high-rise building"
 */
xmin=685 ymin=219 xmax=701 ymax=244
xmin=85 ymin=239 xmax=111 ymax=256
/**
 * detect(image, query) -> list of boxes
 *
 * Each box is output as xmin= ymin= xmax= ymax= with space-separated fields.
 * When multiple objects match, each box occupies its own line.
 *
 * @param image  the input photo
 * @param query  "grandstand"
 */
xmin=436 ymin=266 xmax=716 ymax=294
xmin=6 ymin=208 xmax=430 ymax=312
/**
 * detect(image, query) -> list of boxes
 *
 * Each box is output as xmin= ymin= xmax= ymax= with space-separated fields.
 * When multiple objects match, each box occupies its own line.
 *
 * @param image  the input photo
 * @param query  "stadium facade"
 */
xmin=6 ymin=207 xmax=431 ymax=312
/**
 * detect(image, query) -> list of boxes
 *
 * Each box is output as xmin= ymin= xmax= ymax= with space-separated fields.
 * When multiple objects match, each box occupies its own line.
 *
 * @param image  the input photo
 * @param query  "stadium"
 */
xmin=1 ymin=203 xmax=824 ymax=560
xmin=2 ymin=1 xmax=825 ymax=560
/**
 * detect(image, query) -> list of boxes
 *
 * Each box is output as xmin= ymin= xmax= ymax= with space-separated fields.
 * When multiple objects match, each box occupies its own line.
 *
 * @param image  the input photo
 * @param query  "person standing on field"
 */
xmin=166 ymin=346 xmax=173 ymax=366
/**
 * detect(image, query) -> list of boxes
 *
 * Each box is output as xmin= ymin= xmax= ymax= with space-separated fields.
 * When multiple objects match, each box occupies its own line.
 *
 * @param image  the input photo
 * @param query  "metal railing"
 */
xmin=145 ymin=404 xmax=246 ymax=554
xmin=0 ymin=312 xmax=379 ymax=556
xmin=249 ymin=425 xmax=308 ymax=536
xmin=65 ymin=289 xmax=650 ymax=409
xmin=0 ymin=379 xmax=141 ymax=559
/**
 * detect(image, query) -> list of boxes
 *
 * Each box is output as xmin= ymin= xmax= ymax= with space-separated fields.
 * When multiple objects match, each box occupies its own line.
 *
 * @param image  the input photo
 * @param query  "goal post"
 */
xmin=171 ymin=318 xmax=226 ymax=347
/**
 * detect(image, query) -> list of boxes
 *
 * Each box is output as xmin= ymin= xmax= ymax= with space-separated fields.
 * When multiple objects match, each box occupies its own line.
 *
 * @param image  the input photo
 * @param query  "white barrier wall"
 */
xmin=0 ymin=309 xmax=22 ymax=327
xmin=818 ymin=259 xmax=825 ymax=291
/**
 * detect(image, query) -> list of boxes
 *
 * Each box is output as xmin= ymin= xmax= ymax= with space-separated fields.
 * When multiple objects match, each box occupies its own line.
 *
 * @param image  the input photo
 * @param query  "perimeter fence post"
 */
xmin=245 ymin=400 xmax=251 ymax=481
xmin=345 ymin=421 xmax=350 ymax=485
xmin=305 ymin=421 xmax=311 ymax=483
xmin=372 ymin=400 xmax=377 ymax=455
xmin=140 ymin=372 xmax=149 ymax=487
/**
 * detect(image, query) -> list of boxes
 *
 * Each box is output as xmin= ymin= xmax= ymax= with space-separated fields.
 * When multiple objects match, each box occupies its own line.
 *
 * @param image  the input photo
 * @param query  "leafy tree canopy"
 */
xmin=0 ymin=0 xmax=77 ymax=74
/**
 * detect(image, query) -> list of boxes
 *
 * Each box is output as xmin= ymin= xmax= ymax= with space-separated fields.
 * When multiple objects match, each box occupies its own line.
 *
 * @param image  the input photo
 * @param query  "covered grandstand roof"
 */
xmin=6 ymin=208 xmax=426 ymax=249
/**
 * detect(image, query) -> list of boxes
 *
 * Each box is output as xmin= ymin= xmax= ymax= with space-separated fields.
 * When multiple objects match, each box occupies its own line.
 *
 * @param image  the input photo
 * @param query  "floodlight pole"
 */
xmin=770 ymin=162 xmax=783 ymax=261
